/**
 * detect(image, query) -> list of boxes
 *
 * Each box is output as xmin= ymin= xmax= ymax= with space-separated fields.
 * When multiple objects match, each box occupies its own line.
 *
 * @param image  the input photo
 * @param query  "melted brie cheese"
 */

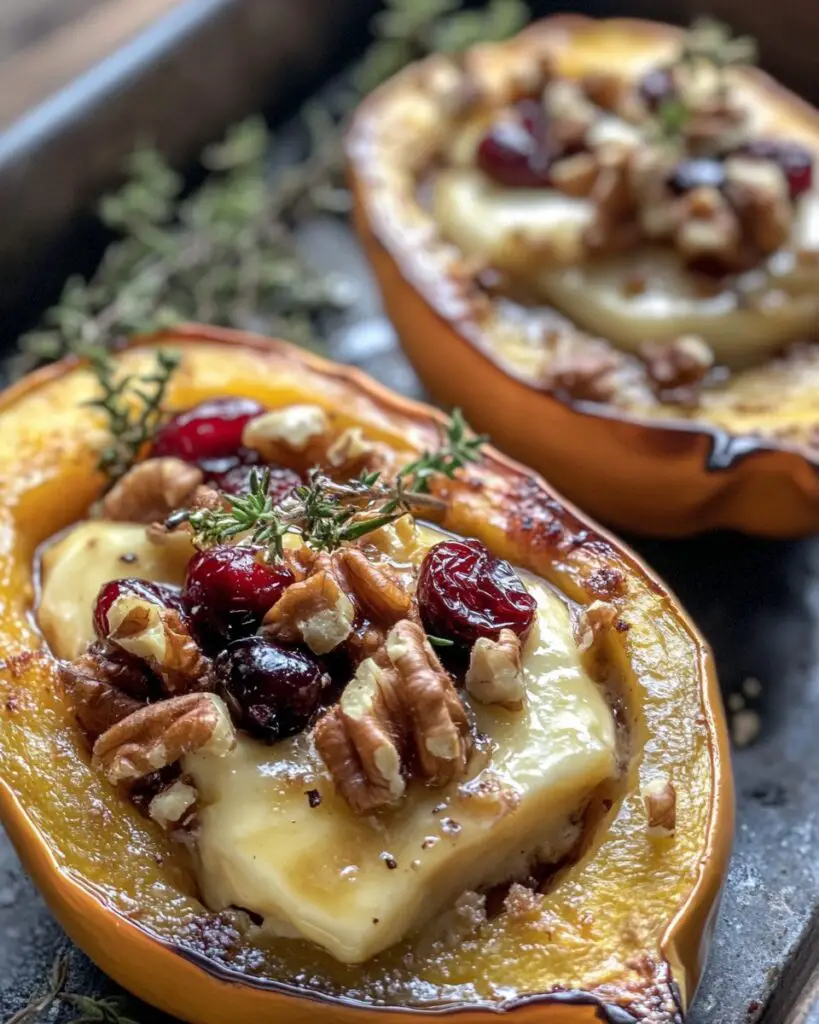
xmin=38 ymin=522 xmax=190 ymax=660
xmin=434 ymin=167 xmax=819 ymax=368
xmin=37 ymin=519 xmax=617 ymax=965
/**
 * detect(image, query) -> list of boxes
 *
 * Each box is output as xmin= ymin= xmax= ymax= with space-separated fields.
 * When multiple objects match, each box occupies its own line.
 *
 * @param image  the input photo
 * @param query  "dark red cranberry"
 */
xmin=215 ymin=636 xmax=327 ymax=742
xmin=476 ymin=99 xmax=555 ymax=188
xmin=94 ymin=578 xmax=185 ymax=639
xmin=151 ymin=397 xmax=264 ymax=464
xmin=738 ymin=139 xmax=814 ymax=200
xmin=184 ymin=545 xmax=294 ymax=647
xmin=638 ymin=66 xmax=676 ymax=111
xmin=417 ymin=539 xmax=537 ymax=645
xmin=211 ymin=460 xmax=301 ymax=503
xmin=84 ymin=641 xmax=161 ymax=702
xmin=199 ymin=446 xmax=261 ymax=485
xmin=667 ymin=158 xmax=726 ymax=195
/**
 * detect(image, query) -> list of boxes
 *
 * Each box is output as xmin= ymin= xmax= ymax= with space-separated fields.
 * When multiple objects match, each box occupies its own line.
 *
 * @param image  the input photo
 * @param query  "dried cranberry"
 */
xmin=94 ymin=578 xmax=185 ymax=639
xmin=211 ymin=459 xmax=301 ymax=503
xmin=638 ymin=66 xmax=676 ymax=111
xmin=151 ymin=397 xmax=264 ymax=464
xmin=184 ymin=545 xmax=294 ymax=647
xmin=476 ymin=99 xmax=554 ymax=188
xmin=84 ymin=641 xmax=161 ymax=702
xmin=738 ymin=139 xmax=814 ymax=200
xmin=215 ymin=636 xmax=327 ymax=742
xmin=667 ymin=158 xmax=726 ymax=195
xmin=417 ymin=539 xmax=537 ymax=645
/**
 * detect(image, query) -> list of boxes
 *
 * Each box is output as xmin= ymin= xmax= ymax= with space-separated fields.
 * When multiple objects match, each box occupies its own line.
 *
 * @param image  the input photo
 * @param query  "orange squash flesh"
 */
xmin=347 ymin=15 xmax=819 ymax=537
xmin=0 ymin=327 xmax=731 ymax=1023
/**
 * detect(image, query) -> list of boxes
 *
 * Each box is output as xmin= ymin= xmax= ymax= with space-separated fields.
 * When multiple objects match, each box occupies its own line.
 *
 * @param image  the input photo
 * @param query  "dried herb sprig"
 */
xmin=181 ymin=410 xmax=484 ymax=558
xmin=654 ymin=16 xmax=758 ymax=140
xmin=86 ymin=348 xmax=179 ymax=483
xmin=18 ymin=0 xmax=527 ymax=369
xmin=8 ymin=951 xmax=140 ymax=1024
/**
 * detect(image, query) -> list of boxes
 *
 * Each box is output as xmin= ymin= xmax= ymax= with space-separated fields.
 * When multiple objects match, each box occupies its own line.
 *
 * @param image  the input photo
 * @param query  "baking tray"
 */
xmin=3 ymin=2 xmax=819 ymax=1022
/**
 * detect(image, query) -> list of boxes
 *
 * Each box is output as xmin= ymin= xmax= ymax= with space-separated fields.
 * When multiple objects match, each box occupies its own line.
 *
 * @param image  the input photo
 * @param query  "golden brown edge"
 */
xmin=0 ymin=324 xmax=733 ymax=1019
xmin=345 ymin=12 xmax=819 ymax=480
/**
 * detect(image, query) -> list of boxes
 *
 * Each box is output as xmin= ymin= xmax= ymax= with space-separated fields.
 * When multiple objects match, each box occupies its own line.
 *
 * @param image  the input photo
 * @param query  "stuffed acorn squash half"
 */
xmin=348 ymin=14 xmax=819 ymax=536
xmin=0 ymin=327 xmax=730 ymax=1023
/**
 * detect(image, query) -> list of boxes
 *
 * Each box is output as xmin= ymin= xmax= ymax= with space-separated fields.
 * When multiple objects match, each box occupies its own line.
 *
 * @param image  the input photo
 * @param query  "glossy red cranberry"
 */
xmin=210 ymin=459 xmax=301 ymax=503
xmin=739 ymin=139 xmax=814 ymax=200
xmin=667 ymin=158 xmax=726 ymax=195
xmin=94 ymin=578 xmax=185 ymax=639
xmin=417 ymin=539 xmax=537 ymax=645
xmin=215 ymin=636 xmax=327 ymax=742
xmin=151 ymin=397 xmax=264 ymax=464
xmin=638 ymin=66 xmax=676 ymax=111
xmin=476 ymin=99 xmax=555 ymax=188
xmin=184 ymin=545 xmax=294 ymax=646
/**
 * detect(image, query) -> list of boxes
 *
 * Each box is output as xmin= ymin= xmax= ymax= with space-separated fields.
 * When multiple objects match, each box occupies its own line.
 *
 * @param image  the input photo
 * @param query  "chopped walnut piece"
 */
xmin=543 ymin=338 xmax=621 ymax=404
xmin=93 ymin=692 xmax=236 ymax=785
xmin=549 ymin=153 xmax=598 ymax=198
xmin=334 ymin=548 xmax=412 ymax=623
xmin=326 ymin=427 xmax=394 ymax=478
xmin=724 ymin=156 xmax=793 ymax=255
xmin=574 ymin=600 xmax=618 ymax=654
xmin=675 ymin=186 xmax=741 ymax=266
xmin=641 ymin=335 xmax=715 ymax=403
xmin=642 ymin=775 xmax=677 ymax=837
xmin=581 ymin=71 xmax=626 ymax=112
xmin=106 ymin=596 xmax=213 ymax=695
xmin=149 ymin=779 xmax=198 ymax=830
xmin=61 ymin=658 xmax=143 ymax=745
xmin=241 ymin=404 xmax=330 ymax=468
xmin=315 ymin=658 xmax=406 ymax=814
xmin=316 ymin=621 xmax=471 ymax=811
xmin=465 ymin=629 xmax=525 ymax=710
xmin=542 ymin=79 xmax=597 ymax=147
xmin=263 ymin=561 xmax=355 ymax=655
xmin=102 ymin=458 xmax=203 ymax=524
xmin=386 ymin=620 xmax=471 ymax=787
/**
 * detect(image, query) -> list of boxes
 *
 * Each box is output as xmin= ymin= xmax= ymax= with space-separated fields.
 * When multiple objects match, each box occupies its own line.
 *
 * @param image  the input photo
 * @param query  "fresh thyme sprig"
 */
xmin=181 ymin=410 xmax=484 ymax=558
xmin=86 ymin=348 xmax=179 ymax=483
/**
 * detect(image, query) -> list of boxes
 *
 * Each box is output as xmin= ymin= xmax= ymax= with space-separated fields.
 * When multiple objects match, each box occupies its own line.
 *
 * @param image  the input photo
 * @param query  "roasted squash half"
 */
xmin=347 ymin=14 xmax=819 ymax=537
xmin=0 ymin=326 xmax=731 ymax=1023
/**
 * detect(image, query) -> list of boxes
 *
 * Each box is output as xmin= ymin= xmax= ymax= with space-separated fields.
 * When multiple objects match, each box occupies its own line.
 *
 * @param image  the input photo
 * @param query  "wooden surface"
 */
xmin=0 ymin=0 xmax=183 ymax=129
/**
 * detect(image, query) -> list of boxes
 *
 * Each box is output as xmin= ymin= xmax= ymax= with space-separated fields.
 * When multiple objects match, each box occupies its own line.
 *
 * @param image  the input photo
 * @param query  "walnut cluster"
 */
xmin=315 ymin=620 xmax=471 ymax=814
xmin=504 ymin=70 xmax=797 ymax=275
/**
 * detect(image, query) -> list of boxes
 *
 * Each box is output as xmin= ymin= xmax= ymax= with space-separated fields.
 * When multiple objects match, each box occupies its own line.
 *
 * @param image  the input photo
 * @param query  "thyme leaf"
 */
xmin=181 ymin=410 xmax=484 ymax=558
xmin=86 ymin=348 xmax=179 ymax=484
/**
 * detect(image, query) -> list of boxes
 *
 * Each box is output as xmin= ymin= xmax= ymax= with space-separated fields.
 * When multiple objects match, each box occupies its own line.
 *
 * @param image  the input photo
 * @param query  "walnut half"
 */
xmin=314 ymin=659 xmax=406 ymax=815
xmin=106 ymin=596 xmax=213 ymax=695
xmin=92 ymin=692 xmax=236 ymax=785
xmin=465 ymin=628 xmax=525 ymax=710
xmin=315 ymin=620 xmax=472 ymax=813
xmin=102 ymin=458 xmax=203 ymax=524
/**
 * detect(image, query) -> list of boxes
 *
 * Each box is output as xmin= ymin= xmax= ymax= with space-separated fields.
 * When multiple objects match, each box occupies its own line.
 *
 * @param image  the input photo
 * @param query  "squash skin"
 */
xmin=347 ymin=15 xmax=819 ymax=538
xmin=0 ymin=326 xmax=732 ymax=1023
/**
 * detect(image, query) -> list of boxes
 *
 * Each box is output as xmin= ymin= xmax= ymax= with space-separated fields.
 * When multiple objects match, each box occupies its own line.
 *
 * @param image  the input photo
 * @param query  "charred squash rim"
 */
xmin=346 ymin=14 xmax=819 ymax=536
xmin=0 ymin=325 xmax=732 ymax=1023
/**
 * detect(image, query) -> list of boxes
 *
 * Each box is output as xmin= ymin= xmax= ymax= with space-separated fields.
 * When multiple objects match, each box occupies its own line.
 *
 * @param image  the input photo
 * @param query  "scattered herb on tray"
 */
xmin=18 ymin=0 xmax=528 ymax=370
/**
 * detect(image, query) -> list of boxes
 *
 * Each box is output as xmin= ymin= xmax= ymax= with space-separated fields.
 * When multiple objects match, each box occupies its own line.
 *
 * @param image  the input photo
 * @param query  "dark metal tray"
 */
xmin=4 ymin=2 xmax=819 ymax=1022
